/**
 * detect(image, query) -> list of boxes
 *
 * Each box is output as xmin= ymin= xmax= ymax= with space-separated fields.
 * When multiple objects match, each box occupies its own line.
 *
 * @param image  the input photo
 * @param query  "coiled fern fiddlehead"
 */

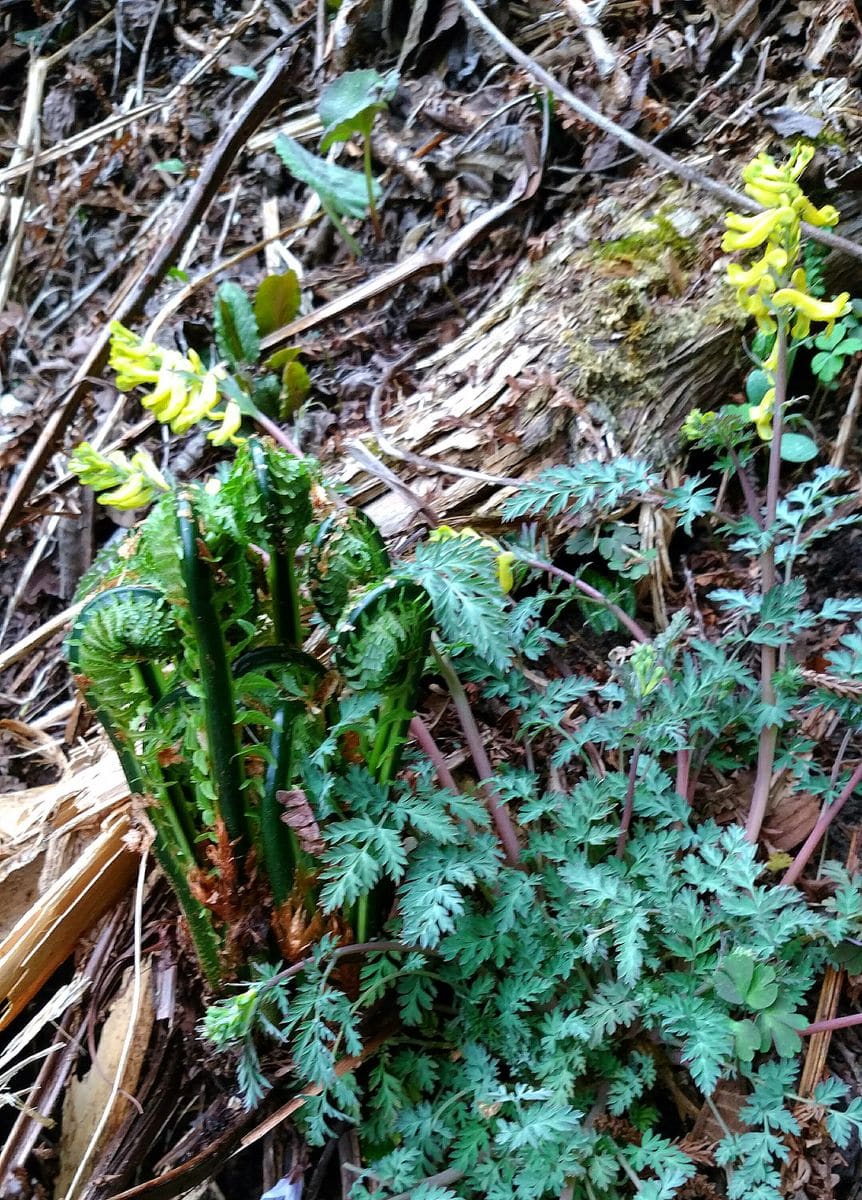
xmin=67 ymin=586 xmax=223 ymax=986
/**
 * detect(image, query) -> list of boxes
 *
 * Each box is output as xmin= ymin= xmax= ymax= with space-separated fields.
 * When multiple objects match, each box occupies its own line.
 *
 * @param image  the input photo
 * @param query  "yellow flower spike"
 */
xmin=208 ymin=400 xmax=244 ymax=446
xmin=771 ymin=288 xmax=851 ymax=324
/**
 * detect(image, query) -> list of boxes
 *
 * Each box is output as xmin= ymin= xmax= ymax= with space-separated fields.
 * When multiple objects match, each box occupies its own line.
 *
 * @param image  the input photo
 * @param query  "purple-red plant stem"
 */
xmin=728 ymin=447 xmax=763 ymax=528
xmin=675 ymin=747 xmax=690 ymax=803
xmin=433 ymin=647 xmax=522 ymax=867
xmin=409 ymin=716 xmax=460 ymax=793
xmin=782 ymin=759 xmax=862 ymax=887
xmin=615 ymin=744 xmax=642 ymax=859
xmin=745 ymin=323 xmax=787 ymax=845
xmin=801 ymin=1012 xmax=862 ymax=1036
xmin=253 ymin=410 xmax=303 ymax=457
xmin=520 ymin=556 xmax=650 ymax=644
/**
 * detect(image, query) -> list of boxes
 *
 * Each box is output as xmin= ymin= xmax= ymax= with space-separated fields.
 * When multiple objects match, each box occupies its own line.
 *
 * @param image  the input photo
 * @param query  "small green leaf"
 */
xmin=756 ymin=1003 xmax=806 ymax=1057
xmin=812 ymin=351 xmax=842 ymax=383
xmin=779 ymin=432 xmax=818 ymax=463
xmin=319 ymin=69 xmax=398 ymax=150
xmin=745 ymin=369 xmax=771 ymax=406
xmin=745 ymin=965 xmax=779 ymax=1011
xmin=281 ymin=360 xmax=311 ymax=417
xmin=214 ymin=282 xmax=260 ymax=367
xmin=229 ymin=64 xmax=259 ymax=81
xmin=153 ymin=158 xmax=187 ymax=176
xmin=167 ymin=266 xmax=190 ymax=282
xmin=265 ymin=347 xmax=301 ymax=372
xmin=254 ymin=272 xmax=301 ymax=336
xmin=275 ymin=134 xmax=379 ymax=220
xmin=814 ymin=322 xmax=848 ymax=351
xmin=714 ymin=953 xmax=754 ymax=1006
xmin=730 ymin=1018 xmax=761 ymax=1064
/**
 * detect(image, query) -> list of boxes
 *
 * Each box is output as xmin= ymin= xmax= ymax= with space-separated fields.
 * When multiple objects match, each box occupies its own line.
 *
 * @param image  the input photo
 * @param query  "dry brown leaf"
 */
xmin=56 ymin=960 xmax=154 ymax=1197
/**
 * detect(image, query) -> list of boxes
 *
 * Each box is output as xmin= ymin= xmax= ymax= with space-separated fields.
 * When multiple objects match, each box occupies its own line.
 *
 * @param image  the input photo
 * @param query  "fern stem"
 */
xmin=261 ymin=703 xmax=302 ymax=905
xmin=746 ymin=323 xmax=787 ymax=844
xmin=176 ymin=491 xmax=247 ymax=852
xmin=433 ymin=645 xmax=521 ymax=867
xmin=91 ymin=703 xmax=223 ymax=986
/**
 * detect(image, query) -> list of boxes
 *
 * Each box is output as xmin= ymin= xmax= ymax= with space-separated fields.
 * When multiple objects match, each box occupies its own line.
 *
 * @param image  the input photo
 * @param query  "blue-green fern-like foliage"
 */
xmin=200 ymin=450 xmax=862 ymax=1197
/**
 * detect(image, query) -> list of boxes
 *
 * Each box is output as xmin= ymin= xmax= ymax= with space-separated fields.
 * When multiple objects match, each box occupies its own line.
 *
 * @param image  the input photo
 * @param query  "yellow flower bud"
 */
xmin=98 ymin=472 xmax=151 ymax=509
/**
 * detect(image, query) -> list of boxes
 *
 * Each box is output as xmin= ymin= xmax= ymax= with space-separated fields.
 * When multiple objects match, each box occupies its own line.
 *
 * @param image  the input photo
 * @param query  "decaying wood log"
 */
xmin=342 ymin=171 xmax=752 ymax=537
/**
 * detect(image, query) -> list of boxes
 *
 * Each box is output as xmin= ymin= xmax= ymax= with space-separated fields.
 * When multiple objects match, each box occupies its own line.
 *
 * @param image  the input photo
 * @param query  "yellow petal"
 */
xmin=771 ymin=288 xmax=851 ymax=323
xmin=793 ymin=196 xmax=840 ymax=228
xmin=497 ymin=551 xmax=516 ymax=594
xmin=208 ymin=400 xmax=244 ymax=446
xmin=722 ymin=208 xmax=791 ymax=251
xmin=98 ymin=472 xmax=151 ymax=509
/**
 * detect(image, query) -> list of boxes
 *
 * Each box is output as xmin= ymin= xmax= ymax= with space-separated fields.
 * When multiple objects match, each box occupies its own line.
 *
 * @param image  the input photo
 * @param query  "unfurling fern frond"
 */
xmin=246 ymin=438 xmax=315 ymax=552
xmin=308 ymin=509 xmax=391 ymax=627
xmin=335 ymin=578 xmax=431 ymax=691
xmin=67 ymin=585 xmax=177 ymax=727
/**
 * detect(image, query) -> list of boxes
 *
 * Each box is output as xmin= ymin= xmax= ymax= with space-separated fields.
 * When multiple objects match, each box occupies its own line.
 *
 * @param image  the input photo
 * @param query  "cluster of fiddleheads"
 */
xmin=68 ymin=436 xmax=433 ymax=985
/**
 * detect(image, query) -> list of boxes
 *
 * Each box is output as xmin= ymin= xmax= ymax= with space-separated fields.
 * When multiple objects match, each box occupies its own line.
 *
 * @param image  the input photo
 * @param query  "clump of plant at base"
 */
xmin=70 ymin=144 xmax=862 ymax=1199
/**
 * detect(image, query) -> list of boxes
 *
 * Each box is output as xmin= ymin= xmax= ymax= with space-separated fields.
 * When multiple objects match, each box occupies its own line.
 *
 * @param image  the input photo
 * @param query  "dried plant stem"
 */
xmin=745 ymin=324 xmax=787 ymax=844
xmin=432 ymin=646 xmax=521 ymax=867
xmin=782 ymin=759 xmax=862 ymax=887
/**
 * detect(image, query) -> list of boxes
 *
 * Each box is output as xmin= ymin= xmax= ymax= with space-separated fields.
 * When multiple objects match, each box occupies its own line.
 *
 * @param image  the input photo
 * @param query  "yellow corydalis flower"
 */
xmin=722 ymin=143 xmax=850 ymax=438
xmin=69 ymin=443 xmax=170 ymax=509
xmin=108 ymin=321 xmax=245 ymax=446
xmin=429 ymin=525 xmax=515 ymax=593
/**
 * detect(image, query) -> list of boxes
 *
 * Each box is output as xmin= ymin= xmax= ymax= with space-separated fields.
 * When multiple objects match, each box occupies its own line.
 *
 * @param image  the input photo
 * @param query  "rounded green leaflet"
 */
xmin=779 ymin=432 xmax=818 ymax=462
